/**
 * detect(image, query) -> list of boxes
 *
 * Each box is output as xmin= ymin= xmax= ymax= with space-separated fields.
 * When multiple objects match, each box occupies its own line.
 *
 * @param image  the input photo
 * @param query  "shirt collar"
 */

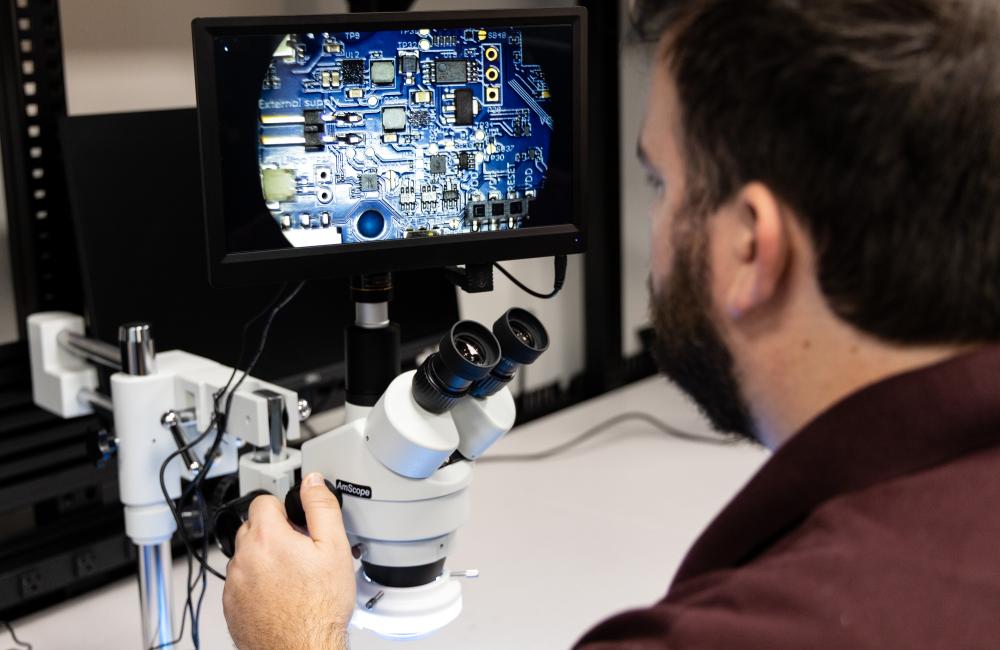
xmin=672 ymin=345 xmax=1000 ymax=585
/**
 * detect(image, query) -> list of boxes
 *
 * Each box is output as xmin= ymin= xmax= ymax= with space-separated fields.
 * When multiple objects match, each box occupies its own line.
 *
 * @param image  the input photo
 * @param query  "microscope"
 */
xmin=26 ymin=279 xmax=549 ymax=642
xmin=296 ymin=287 xmax=549 ymax=637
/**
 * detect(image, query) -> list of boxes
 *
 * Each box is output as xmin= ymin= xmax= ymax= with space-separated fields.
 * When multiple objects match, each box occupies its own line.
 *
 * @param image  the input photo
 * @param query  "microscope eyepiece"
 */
xmin=469 ymin=308 xmax=549 ymax=398
xmin=454 ymin=333 xmax=488 ymax=365
xmin=412 ymin=321 xmax=501 ymax=413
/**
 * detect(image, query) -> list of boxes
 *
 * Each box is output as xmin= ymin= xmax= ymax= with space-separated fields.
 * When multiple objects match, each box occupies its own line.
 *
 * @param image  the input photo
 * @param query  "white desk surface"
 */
xmin=10 ymin=376 xmax=768 ymax=650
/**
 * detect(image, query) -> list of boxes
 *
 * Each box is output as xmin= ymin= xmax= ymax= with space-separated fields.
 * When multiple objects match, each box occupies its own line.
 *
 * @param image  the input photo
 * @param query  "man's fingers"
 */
xmin=300 ymin=472 xmax=348 ymax=545
xmin=234 ymin=520 xmax=249 ymax=552
xmin=247 ymin=494 xmax=286 ymax=528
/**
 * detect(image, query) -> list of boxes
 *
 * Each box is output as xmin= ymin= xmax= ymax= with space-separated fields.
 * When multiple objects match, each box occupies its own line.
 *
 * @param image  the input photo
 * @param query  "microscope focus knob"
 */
xmin=284 ymin=479 xmax=343 ymax=528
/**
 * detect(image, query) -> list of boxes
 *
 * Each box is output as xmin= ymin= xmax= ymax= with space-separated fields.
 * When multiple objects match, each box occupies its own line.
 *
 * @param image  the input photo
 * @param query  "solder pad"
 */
xmin=257 ymin=27 xmax=553 ymax=247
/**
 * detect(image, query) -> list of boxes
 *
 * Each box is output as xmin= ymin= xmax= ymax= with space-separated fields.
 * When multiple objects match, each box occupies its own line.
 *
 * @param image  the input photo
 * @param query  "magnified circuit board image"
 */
xmin=257 ymin=26 xmax=553 ymax=247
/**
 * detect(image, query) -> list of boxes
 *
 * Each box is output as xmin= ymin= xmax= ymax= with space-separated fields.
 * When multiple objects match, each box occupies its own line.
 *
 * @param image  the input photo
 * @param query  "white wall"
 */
xmin=618 ymin=4 xmax=656 ymax=357
xmin=58 ymin=0 xmax=583 ymax=393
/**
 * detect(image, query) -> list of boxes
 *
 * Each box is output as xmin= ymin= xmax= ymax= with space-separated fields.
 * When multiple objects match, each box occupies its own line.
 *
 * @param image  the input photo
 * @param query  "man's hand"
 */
xmin=223 ymin=472 xmax=356 ymax=650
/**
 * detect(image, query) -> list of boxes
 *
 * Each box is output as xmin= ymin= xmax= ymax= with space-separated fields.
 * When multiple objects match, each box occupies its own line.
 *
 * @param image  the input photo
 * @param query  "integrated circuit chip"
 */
xmin=429 ymin=155 xmax=447 ymax=174
xmin=381 ymin=106 xmax=407 ymax=132
xmin=454 ymin=88 xmax=475 ymax=125
xmin=434 ymin=59 xmax=468 ymax=84
xmin=408 ymin=110 xmax=431 ymax=128
xmin=400 ymin=54 xmax=418 ymax=73
xmin=360 ymin=173 xmax=379 ymax=192
xmin=458 ymin=151 xmax=474 ymax=170
xmin=341 ymin=59 xmax=364 ymax=85
xmin=302 ymin=109 xmax=324 ymax=150
xmin=370 ymin=59 xmax=395 ymax=85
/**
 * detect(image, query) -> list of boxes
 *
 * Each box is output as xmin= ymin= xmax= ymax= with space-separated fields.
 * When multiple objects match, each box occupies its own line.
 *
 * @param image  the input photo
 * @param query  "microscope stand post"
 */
xmin=120 ymin=323 xmax=175 ymax=648
xmin=138 ymin=540 xmax=174 ymax=649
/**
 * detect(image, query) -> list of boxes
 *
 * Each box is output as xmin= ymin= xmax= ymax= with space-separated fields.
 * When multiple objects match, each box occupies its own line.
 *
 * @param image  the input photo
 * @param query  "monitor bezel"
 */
xmin=192 ymin=8 xmax=587 ymax=287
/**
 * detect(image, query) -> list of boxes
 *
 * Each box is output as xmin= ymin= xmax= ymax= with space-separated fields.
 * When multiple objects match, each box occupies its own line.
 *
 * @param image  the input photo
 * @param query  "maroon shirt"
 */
xmin=576 ymin=347 xmax=1000 ymax=649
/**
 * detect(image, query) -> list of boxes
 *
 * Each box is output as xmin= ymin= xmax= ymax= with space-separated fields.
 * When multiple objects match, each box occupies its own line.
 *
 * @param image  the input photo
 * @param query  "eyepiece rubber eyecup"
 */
xmin=493 ymin=308 xmax=549 ymax=365
xmin=438 ymin=321 xmax=501 ymax=380
xmin=467 ymin=309 xmax=550 ymax=399
xmin=412 ymin=320 xmax=501 ymax=413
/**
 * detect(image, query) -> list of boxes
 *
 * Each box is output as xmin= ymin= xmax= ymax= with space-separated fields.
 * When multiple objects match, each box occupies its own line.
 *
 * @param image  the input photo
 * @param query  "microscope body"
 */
xmin=301 ymin=369 xmax=516 ymax=637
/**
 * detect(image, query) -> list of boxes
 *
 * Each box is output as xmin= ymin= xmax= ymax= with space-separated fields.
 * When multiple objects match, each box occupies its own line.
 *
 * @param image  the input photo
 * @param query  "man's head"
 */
xmin=637 ymin=0 xmax=1000 ymax=445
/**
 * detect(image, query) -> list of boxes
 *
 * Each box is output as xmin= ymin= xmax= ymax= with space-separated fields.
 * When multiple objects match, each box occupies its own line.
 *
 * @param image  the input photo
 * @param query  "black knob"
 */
xmin=212 ymin=489 xmax=269 ymax=558
xmin=284 ymin=479 xmax=343 ymax=528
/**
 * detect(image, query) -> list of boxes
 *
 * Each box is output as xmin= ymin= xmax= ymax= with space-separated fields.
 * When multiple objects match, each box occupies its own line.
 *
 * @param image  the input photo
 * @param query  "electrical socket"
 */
xmin=18 ymin=569 xmax=42 ymax=597
xmin=75 ymin=551 xmax=98 ymax=577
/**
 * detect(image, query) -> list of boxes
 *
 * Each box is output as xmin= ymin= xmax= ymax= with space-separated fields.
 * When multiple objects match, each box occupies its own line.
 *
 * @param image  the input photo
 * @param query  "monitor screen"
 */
xmin=193 ymin=9 xmax=586 ymax=285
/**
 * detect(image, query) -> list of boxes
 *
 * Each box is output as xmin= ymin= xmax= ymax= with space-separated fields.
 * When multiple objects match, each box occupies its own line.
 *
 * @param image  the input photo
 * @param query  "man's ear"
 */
xmin=723 ymin=182 xmax=790 ymax=319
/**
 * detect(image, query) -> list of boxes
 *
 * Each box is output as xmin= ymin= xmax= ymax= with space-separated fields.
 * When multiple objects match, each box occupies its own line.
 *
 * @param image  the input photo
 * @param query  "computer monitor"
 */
xmin=192 ymin=8 xmax=586 ymax=286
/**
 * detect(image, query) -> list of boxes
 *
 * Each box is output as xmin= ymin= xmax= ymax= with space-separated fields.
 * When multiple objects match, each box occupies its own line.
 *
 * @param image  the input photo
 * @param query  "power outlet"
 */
xmin=18 ymin=569 xmax=43 ymax=597
xmin=75 ymin=551 xmax=98 ymax=577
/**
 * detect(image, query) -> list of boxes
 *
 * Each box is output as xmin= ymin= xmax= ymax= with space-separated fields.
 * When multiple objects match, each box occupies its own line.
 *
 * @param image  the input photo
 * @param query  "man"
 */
xmin=223 ymin=0 xmax=1000 ymax=647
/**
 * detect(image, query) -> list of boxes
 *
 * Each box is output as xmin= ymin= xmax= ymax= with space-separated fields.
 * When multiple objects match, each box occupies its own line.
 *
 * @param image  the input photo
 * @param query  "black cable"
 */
xmin=192 ymin=488 xmax=211 ymax=649
xmin=152 ymin=281 xmax=306 ymax=648
xmin=1 ymin=620 xmax=31 ymax=650
xmin=192 ymin=281 xmax=303 ymax=495
xmin=158 ymin=419 xmax=226 ymax=580
xmin=494 ymin=254 xmax=567 ymax=299
xmin=198 ymin=280 xmax=306 ymax=492
xmin=149 ymin=549 xmax=193 ymax=650
xmin=477 ymin=411 xmax=738 ymax=464
xmin=217 ymin=282 xmax=296 ymax=407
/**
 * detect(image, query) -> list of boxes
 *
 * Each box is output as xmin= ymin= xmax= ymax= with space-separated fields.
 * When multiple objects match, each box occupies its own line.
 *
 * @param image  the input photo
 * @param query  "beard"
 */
xmin=649 ymin=215 xmax=758 ymax=442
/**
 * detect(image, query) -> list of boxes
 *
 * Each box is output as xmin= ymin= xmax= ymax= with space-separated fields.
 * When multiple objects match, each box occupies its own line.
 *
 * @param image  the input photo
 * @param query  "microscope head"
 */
xmin=363 ymin=321 xmax=500 ymax=479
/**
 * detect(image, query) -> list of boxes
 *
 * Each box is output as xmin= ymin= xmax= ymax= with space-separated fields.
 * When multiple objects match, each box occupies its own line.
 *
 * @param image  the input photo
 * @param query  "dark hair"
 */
xmin=633 ymin=0 xmax=1000 ymax=343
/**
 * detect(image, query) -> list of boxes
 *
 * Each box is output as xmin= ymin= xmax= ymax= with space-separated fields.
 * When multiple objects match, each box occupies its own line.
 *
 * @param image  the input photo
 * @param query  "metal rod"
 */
xmin=138 ymin=541 xmax=174 ymax=649
xmin=119 ymin=323 xmax=156 ymax=376
xmin=56 ymin=330 xmax=122 ymax=370
xmin=77 ymin=387 xmax=113 ymax=412
xmin=161 ymin=410 xmax=202 ymax=472
xmin=364 ymin=590 xmax=385 ymax=610
xmin=258 ymin=390 xmax=287 ymax=463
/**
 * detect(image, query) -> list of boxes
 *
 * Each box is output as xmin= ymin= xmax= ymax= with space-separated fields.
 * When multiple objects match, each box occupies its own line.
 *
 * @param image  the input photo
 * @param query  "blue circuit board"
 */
xmin=257 ymin=26 xmax=553 ymax=247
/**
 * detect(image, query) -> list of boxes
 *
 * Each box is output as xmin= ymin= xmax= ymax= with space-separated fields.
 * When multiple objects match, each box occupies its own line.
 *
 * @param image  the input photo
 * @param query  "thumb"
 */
xmin=300 ymin=472 xmax=347 ymax=545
